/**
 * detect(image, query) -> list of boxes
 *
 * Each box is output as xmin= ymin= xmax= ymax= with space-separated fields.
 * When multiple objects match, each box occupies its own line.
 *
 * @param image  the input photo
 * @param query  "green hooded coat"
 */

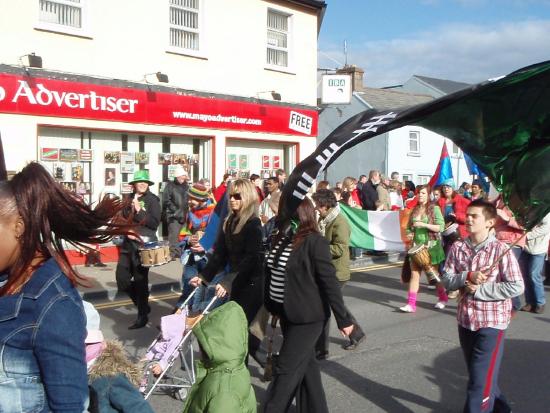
xmin=182 ymin=301 xmax=256 ymax=413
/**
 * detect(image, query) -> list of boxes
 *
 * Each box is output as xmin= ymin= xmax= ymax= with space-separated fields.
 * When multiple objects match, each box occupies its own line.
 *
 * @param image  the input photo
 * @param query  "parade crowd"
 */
xmin=0 ymin=163 xmax=549 ymax=413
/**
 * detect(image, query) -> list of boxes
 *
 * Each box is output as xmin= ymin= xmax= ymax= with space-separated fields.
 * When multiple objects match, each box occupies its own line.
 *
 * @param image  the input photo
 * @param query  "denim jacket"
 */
xmin=0 ymin=258 xmax=88 ymax=412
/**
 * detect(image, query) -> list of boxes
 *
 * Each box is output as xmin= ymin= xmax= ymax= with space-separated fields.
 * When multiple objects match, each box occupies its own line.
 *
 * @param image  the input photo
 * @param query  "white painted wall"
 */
xmin=0 ymin=0 xmax=319 ymax=106
xmin=387 ymin=126 xmax=471 ymax=187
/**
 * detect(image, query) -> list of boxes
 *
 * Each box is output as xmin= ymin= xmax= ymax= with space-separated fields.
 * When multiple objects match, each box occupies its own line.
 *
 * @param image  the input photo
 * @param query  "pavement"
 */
xmin=77 ymin=251 xmax=406 ymax=303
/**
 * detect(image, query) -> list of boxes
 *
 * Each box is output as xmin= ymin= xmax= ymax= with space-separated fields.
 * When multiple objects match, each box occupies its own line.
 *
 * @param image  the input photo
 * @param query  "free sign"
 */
xmin=288 ymin=111 xmax=313 ymax=135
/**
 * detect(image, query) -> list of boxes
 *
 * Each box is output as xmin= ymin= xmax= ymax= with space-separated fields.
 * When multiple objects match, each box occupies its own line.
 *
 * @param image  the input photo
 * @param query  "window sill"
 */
xmin=407 ymin=152 xmax=421 ymax=157
xmin=166 ymin=48 xmax=208 ymax=61
xmin=34 ymin=23 xmax=92 ymax=39
xmin=264 ymin=65 xmax=296 ymax=75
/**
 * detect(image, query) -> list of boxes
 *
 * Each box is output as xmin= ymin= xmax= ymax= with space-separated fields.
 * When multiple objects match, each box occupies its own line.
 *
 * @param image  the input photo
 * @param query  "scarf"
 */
xmin=318 ymin=204 xmax=341 ymax=235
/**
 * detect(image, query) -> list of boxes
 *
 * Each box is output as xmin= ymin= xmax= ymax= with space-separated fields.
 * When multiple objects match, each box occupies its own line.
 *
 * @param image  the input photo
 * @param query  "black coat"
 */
xmin=162 ymin=179 xmax=189 ymax=223
xmin=265 ymin=233 xmax=352 ymax=329
xmin=123 ymin=190 xmax=161 ymax=239
xmin=361 ymin=180 xmax=379 ymax=211
xmin=201 ymin=216 xmax=264 ymax=320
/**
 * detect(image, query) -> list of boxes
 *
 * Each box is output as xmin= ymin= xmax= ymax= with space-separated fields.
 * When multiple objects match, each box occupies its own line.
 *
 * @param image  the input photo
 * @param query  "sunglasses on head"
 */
xmin=230 ymin=193 xmax=242 ymax=200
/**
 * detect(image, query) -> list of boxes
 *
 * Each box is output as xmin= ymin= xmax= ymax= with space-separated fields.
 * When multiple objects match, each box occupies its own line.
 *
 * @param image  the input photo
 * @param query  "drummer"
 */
xmin=399 ymin=185 xmax=448 ymax=313
xmin=115 ymin=170 xmax=161 ymax=329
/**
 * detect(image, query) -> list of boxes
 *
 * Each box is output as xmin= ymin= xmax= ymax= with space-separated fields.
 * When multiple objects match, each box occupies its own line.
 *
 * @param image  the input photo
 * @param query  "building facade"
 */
xmin=0 ymin=0 xmax=325 ymax=261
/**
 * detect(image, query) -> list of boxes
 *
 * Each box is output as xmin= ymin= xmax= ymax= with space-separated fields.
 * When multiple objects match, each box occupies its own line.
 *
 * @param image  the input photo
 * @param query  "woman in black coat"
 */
xmin=190 ymin=178 xmax=264 ymax=358
xmin=263 ymin=197 xmax=354 ymax=413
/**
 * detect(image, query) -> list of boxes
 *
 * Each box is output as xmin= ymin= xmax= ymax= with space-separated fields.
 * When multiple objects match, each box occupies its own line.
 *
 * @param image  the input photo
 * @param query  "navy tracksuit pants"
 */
xmin=458 ymin=326 xmax=512 ymax=413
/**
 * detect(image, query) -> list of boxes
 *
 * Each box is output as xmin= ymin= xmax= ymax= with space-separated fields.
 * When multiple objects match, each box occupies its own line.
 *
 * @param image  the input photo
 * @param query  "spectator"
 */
xmin=391 ymin=171 xmax=400 ymax=181
xmin=438 ymin=179 xmax=470 ymax=239
xmin=317 ymin=180 xmax=330 ymax=190
xmin=250 ymin=173 xmax=265 ymax=202
xmin=376 ymin=175 xmax=391 ymax=211
xmin=470 ymin=179 xmax=486 ymax=201
xmin=162 ymin=165 xmax=189 ymax=259
xmin=432 ymin=186 xmax=442 ymax=203
xmin=259 ymin=177 xmax=281 ymax=225
xmin=389 ymin=180 xmax=404 ymax=210
xmin=356 ymin=174 xmax=367 ymax=192
xmin=213 ymin=173 xmax=233 ymax=202
xmin=331 ymin=187 xmax=342 ymax=201
xmin=342 ymin=176 xmax=362 ymax=208
xmin=335 ymin=181 xmax=343 ymax=189
xmin=199 ymin=177 xmax=217 ymax=204
xmin=361 ymin=170 xmax=380 ymax=210
xmin=520 ymin=212 xmax=550 ymax=314
xmin=275 ymin=168 xmax=287 ymax=188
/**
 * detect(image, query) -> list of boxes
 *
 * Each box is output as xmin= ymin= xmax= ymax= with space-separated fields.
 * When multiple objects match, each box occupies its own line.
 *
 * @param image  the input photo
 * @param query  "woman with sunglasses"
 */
xmin=190 ymin=179 xmax=264 ymax=361
xmin=263 ymin=197 xmax=354 ymax=413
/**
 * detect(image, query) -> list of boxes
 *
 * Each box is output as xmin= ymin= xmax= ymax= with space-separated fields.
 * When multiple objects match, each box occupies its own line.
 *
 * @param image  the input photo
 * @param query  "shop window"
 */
xmin=408 ymin=131 xmax=420 ymax=156
xmin=169 ymin=0 xmax=203 ymax=56
xmin=418 ymin=175 xmax=431 ymax=185
xmin=37 ymin=0 xmax=89 ymax=37
xmin=267 ymin=9 xmax=291 ymax=69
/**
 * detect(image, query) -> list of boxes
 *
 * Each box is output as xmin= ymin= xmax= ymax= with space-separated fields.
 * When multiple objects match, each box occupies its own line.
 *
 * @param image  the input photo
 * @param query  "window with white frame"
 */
xmin=408 ymin=131 xmax=420 ymax=155
xmin=169 ymin=0 xmax=200 ymax=51
xmin=37 ymin=0 xmax=87 ymax=35
xmin=402 ymin=174 xmax=413 ymax=182
xmin=267 ymin=9 xmax=290 ymax=68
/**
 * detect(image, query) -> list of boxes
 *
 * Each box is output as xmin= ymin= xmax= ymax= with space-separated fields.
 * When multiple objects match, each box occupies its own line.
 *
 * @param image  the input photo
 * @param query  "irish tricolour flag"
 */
xmin=340 ymin=204 xmax=410 ymax=251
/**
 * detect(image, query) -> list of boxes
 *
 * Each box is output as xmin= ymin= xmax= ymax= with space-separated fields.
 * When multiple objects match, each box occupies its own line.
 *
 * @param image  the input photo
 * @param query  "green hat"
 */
xmin=129 ymin=169 xmax=154 ymax=186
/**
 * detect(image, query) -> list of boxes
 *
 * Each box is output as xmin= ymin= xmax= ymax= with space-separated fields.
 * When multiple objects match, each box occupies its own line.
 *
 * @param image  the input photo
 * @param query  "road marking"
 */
xmin=94 ymin=291 xmax=179 ymax=310
xmin=94 ymin=262 xmax=404 ymax=309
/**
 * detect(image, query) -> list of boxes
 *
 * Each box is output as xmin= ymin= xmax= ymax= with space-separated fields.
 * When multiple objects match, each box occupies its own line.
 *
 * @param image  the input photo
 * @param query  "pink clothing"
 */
xmin=145 ymin=313 xmax=186 ymax=370
xmin=493 ymin=198 xmax=525 ymax=247
xmin=444 ymin=237 xmax=523 ymax=331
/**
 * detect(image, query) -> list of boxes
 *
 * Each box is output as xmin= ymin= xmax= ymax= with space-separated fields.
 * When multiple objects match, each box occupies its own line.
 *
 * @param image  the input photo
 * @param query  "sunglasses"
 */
xmin=229 ymin=193 xmax=242 ymax=200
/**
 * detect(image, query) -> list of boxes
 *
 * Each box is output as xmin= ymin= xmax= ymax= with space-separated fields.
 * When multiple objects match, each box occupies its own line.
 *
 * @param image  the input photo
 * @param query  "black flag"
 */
xmin=0 ymin=132 xmax=7 ymax=181
xmin=280 ymin=61 xmax=550 ymax=229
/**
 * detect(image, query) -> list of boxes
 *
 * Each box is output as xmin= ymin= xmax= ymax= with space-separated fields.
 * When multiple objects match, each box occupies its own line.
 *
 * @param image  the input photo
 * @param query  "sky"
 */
xmin=318 ymin=0 xmax=550 ymax=87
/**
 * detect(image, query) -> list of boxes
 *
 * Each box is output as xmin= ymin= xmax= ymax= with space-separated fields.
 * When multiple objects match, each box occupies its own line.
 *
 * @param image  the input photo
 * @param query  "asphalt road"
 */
xmin=95 ymin=263 xmax=550 ymax=412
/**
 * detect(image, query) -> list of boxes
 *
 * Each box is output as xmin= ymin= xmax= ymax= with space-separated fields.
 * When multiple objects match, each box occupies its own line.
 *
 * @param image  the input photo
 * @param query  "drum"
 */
xmin=407 ymin=244 xmax=441 ymax=285
xmin=442 ymin=222 xmax=460 ymax=245
xmin=138 ymin=241 xmax=171 ymax=267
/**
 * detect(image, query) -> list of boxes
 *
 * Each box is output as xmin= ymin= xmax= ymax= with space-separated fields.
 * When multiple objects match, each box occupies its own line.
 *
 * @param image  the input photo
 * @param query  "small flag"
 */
xmin=428 ymin=142 xmax=453 ymax=188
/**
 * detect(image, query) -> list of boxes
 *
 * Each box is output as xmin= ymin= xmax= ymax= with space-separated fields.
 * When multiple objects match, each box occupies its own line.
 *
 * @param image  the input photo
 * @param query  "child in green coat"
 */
xmin=183 ymin=301 xmax=256 ymax=413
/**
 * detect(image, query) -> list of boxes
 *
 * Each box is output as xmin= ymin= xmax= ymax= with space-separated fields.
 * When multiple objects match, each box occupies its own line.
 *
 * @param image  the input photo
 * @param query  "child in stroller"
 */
xmin=144 ymin=312 xmax=187 ymax=376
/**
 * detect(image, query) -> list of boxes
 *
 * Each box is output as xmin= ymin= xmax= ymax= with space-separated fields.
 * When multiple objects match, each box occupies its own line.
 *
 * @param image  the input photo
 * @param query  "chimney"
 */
xmin=336 ymin=65 xmax=364 ymax=91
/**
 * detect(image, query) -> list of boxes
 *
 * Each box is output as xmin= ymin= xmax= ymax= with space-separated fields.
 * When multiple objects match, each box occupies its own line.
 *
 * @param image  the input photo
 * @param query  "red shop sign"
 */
xmin=0 ymin=73 xmax=318 ymax=136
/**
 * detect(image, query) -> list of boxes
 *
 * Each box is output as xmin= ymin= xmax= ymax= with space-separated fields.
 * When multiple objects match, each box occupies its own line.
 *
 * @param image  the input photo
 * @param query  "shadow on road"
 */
xmin=425 ymin=338 xmax=549 ymax=412
xmin=321 ymin=359 xmax=441 ymax=413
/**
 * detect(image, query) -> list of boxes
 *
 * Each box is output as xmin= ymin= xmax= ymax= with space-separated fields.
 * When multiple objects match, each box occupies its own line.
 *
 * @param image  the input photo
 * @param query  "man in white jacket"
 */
xmin=520 ymin=212 xmax=550 ymax=314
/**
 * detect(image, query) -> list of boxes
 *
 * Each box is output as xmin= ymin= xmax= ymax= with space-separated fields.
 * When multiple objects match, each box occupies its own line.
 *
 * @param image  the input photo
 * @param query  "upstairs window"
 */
xmin=408 ymin=131 xmax=420 ymax=155
xmin=451 ymin=142 xmax=461 ymax=157
xmin=37 ymin=0 xmax=88 ymax=36
xmin=170 ymin=0 xmax=200 ymax=51
xmin=267 ymin=10 xmax=290 ymax=68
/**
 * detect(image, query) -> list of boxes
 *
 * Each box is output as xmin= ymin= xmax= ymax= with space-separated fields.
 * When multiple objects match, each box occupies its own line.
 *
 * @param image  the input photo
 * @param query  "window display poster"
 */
xmin=135 ymin=152 xmax=149 ymax=164
xmin=188 ymin=154 xmax=199 ymax=165
xmin=262 ymin=155 xmax=270 ymax=169
xmin=168 ymin=165 xmax=178 ymax=180
xmin=158 ymin=153 xmax=172 ymax=165
xmin=104 ymin=151 xmax=121 ymax=164
xmin=121 ymin=182 xmax=133 ymax=194
xmin=78 ymin=149 xmax=93 ymax=162
xmin=261 ymin=169 xmax=272 ymax=179
xmin=61 ymin=181 xmax=76 ymax=193
xmin=53 ymin=163 xmax=68 ymax=180
xmin=228 ymin=154 xmax=237 ymax=169
xmin=77 ymin=182 xmax=92 ymax=195
xmin=172 ymin=154 xmax=189 ymax=165
xmin=59 ymin=148 xmax=78 ymax=162
xmin=120 ymin=152 xmax=134 ymax=174
xmin=272 ymin=155 xmax=280 ymax=169
xmin=239 ymin=154 xmax=248 ymax=170
xmin=239 ymin=170 xmax=250 ymax=179
xmin=71 ymin=164 xmax=83 ymax=182
xmin=105 ymin=168 xmax=116 ymax=186
xmin=41 ymin=148 xmax=59 ymax=161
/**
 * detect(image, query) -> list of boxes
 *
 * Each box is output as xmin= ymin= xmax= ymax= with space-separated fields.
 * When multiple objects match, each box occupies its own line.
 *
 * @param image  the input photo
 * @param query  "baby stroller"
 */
xmin=140 ymin=289 xmax=217 ymax=401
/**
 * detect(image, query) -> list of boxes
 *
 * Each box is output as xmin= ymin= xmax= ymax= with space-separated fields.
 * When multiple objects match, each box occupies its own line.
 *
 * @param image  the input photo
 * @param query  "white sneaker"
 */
xmin=434 ymin=301 xmax=447 ymax=310
xmin=399 ymin=304 xmax=416 ymax=313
